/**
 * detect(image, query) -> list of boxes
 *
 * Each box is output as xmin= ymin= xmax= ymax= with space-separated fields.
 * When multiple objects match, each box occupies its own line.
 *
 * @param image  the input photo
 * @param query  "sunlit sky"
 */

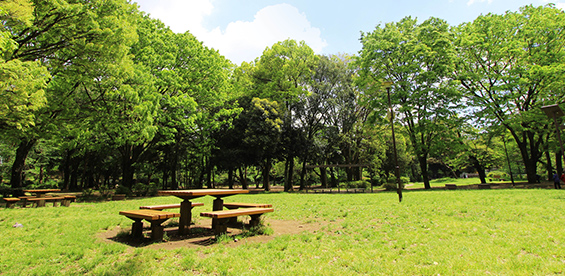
xmin=133 ymin=0 xmax=565 ymax=65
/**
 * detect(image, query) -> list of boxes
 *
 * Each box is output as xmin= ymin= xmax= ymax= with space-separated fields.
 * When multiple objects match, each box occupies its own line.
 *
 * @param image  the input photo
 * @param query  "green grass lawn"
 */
xmin=2 ymin=188 xmax=565 ymax=275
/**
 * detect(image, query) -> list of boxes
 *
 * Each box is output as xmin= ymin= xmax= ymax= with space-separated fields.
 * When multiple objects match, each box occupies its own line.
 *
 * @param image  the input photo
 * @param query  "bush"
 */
xmin=132 ymin=182 xmax=158 ymax=197
xmin=115 ymin=185 xmax=131 ymax=196
xmin=338 ymin=180 xmax=370 ymax=189
xmin=487 ymin=171 xmax=508 ymax=180
xmin=381 ymin=176 xmax=408 ymax=191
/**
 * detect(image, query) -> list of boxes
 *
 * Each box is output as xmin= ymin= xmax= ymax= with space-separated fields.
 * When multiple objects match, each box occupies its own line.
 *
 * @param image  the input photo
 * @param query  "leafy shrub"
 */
xmin=115 ymin=185 xmax=131 ymax=196
xmin=381 ymin=176 xmax=408 ymax=191
xmin=487 ymin=171 xmax=508 ymax=180
xmin=339 ymin=180 xmax=370 ymax=189
xmin=132 ymin=182 xmax=158 ymax=197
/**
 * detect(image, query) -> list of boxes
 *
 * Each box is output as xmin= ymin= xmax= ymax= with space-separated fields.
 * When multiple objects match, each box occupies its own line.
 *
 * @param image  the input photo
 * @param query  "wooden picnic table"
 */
xmin=158 ymin=189 xmax=249 ymax=235
xmin=23 ymin=189 xmax=61 ymax=197
xmin=23 ymin=189 xmax=61 ymax=207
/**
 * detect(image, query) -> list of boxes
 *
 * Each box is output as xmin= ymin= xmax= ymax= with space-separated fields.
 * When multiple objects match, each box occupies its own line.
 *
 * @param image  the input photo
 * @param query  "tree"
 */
xmin=3 ymin=0 xmax=137 ymax=188
xmin=453 ymin=5 xmax=565 ymax=183
xmin=253 ymin=39 xmax=318 ymax=191
xmin=358 ymin=17 xmax=460 ymax=189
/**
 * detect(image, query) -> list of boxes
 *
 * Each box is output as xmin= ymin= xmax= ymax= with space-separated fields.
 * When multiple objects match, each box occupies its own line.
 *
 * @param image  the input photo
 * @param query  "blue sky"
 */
xmin=134 ymin=0 xmax=564 ymax=65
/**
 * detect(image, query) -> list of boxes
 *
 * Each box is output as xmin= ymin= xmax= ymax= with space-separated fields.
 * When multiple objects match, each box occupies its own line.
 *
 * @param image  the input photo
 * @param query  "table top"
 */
xmin=23 ymin=189 xmax=61 ymax=193
xmin=158 ymin=189 xmax=249 ymax=198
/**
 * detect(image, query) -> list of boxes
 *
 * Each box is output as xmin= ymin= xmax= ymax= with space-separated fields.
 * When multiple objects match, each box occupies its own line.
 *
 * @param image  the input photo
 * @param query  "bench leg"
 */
xmin=150 ymin=219 xmax=169 ymax=241
xmin=249 ymin=214 xmax=263 ymax=227
xmin=131 ymin=219 xmax=144 ymax=240
xmin=37 ymin=199 xmax=46 ymax=207
xmin=53 ymin=200 xmax=59 ymax=207
xmin=212 ymin=218 xmax=229 ymax=237
xmin=5 ymin=201 xmax=16 ymax=208
xmin=62 ymin=199 xmax=69 ymax=207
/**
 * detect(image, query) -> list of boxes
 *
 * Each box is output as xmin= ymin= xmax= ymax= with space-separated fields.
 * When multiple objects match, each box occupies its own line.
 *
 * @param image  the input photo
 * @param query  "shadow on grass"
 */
xmin=109 ymin=221 xmax=270 ymax=248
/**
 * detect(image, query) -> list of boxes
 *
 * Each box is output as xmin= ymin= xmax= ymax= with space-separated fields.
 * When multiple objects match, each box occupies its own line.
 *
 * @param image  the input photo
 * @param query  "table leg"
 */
xmin=37 ymin=193 xmax=46 ymax=207
xmin=179 ymin=199 xmax=193 ymax=235
xmin=131 ymin=219 xmax=144 ymax=240
xmin=212 ymin=198 xmax=224 ymax=230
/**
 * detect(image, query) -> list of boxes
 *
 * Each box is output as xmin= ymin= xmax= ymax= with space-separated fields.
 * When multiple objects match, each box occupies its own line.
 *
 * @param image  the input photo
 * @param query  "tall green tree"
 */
xmin=3 ymin=0 xmax=137 ymax=188
xmin=358 ymin=17 xmax=460 ymax=189
xmin=453 ymin=5 xmax=565 ymax=183
xmin=253 ymin=39 xmax=318 ymax=191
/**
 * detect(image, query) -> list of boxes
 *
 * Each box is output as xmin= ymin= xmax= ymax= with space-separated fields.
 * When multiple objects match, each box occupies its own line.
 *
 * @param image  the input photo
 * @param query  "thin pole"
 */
xmin=552 ymin=114 xmax=565 ymax=176
xmin=387 ymin=86 xmax=402 ymax=202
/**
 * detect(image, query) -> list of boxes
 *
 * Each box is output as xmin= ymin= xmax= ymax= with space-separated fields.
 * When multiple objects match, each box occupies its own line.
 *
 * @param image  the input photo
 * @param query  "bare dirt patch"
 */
xmin=98 ymin=218 xmax=332 ymax=250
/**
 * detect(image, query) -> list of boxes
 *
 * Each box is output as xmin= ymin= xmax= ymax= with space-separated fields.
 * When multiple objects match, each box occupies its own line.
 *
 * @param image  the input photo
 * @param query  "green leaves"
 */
xmin=0 ymin=59 xmax=49 ymax=132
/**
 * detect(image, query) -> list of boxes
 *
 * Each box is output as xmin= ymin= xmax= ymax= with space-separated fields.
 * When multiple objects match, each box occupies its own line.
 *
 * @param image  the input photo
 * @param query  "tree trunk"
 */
xmin=262 ymin=159 xmax=271 ymax=191
xmin=284 ymin=157 xmax=294 ymax=192
xmin=320 ymin=167 xmax=328 ymax=188
xmin=171 ymin=153 xmax=178 ymax=190
xmin=556 ymin=151 xmax=563 ymax=178
xmin=545 ymin=150 xmax=553 ymax=181
xmin=511 ymin=130 xmax=542 ymax=184
xmin=227 ymin=168 xmax=234 ymax=189
xmin=418 ymin=155 xmax=431 ymax=189
xmin=469 ymin=155 xmax=487 ymax=184
xmin=10 ymin=139 xmax=37 ymax=188
xmin=239 ymin=166 xmax=248 ymax=189
xmin=299 ymin=160 xmax=307 ymax=190
xmin=121 ymin=145 xmax=135 ymax=188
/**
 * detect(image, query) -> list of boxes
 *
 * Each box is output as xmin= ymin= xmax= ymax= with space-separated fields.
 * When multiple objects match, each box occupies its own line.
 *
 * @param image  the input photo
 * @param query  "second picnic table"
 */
xmin=157 ymin=189 xmax=249 ymax=234
xmin=22 ymin=189 xmax=61 ymax=207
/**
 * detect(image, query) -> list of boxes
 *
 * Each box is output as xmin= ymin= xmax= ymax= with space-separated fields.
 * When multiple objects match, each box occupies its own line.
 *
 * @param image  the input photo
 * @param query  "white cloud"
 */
xmin=556 ymin=2 xmax=565 ymax=10
xmin=202 ymin=4 xmax=327 ymax=64
xmin=135 ymin=0 xmax=214 ymax=36
xmin=135 ymin=1 xmax=327 ymax=65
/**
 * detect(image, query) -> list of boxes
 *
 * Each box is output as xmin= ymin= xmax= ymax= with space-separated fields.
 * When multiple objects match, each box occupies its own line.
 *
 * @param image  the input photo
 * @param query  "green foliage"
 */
xmin=453 ymin=4 xmax=565 ymax=182
xmin=358 ymin=16 xmax=461 ymax=189
xmin=381 ymin=176 xmax=409 ymax=191
xmin=487 ymin=171 xmax=508 ymax=179
xmin=338 ymin=180 xmax=370 ymax=189
xmin=115 ymin=185 xmax=131 ymax=196
xmin=132 ymin=182 xmax=158 ymax=197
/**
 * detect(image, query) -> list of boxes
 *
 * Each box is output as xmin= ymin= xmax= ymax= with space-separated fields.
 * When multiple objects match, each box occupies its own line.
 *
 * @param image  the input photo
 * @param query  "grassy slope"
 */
xmin=1 ymin=189 xmax=564 ymax=275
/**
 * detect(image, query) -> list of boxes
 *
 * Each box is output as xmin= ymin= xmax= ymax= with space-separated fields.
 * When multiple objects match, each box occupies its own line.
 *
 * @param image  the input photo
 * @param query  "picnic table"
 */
xmin=23 ymin=189 xmax=61 ymax=207
xmin=158 ymin=189 xmax=249 ymax=234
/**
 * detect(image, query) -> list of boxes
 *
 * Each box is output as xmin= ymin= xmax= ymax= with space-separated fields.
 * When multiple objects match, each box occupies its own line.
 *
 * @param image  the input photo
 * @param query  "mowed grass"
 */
xmin=1 ymin=189 xmax=565 ymax=275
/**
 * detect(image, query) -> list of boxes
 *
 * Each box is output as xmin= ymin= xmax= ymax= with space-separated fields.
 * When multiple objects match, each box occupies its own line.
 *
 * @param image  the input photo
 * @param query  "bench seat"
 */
xmin=62 ymin=195 xmax=76 ymax=207
xmin=200 ymin=207 xmax=274 ymax=236
xmin=18 ymin=196 xmax=35 ymax=207
xmin=223 ymin=202 xmax=272 ymax=209
xmin=3 ymin=198 xmax=20 ymax=208
xmin=119 ymin=210 xmax=180 ymax=241
xmin=139 ymin=202 xmax=203 ymax=210
xmin=27 ymin=196 xmax=65 ymax=207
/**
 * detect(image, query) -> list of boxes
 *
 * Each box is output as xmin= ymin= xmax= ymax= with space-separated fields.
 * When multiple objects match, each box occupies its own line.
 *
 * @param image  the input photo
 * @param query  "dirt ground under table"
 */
xmin=99 ymin=218 xmax=333 ymax=250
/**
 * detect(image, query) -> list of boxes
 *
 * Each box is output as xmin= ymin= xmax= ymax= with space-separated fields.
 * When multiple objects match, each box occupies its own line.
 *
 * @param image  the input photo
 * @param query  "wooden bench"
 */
xmin=200 ymin=207 xmax=274 ymax=236
xmin=62 ymin=195 xmax=76 ymax=207
xmin=3 ymin=198 xmax=20 ymax=208
xmin=223 ymin=202 xmax=272 ymax=209
xmin=119 ymin=210 xmax=180 ymax=241
xmin=27 ymin=196 xmax=65 ymax=207
xmin=139 ymin=202 xmax=204 ymax=210
xmin=223 ymin=203 xmax=273 ymax=224
xmin=18 ymin=196 xmax=35 ymax=207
